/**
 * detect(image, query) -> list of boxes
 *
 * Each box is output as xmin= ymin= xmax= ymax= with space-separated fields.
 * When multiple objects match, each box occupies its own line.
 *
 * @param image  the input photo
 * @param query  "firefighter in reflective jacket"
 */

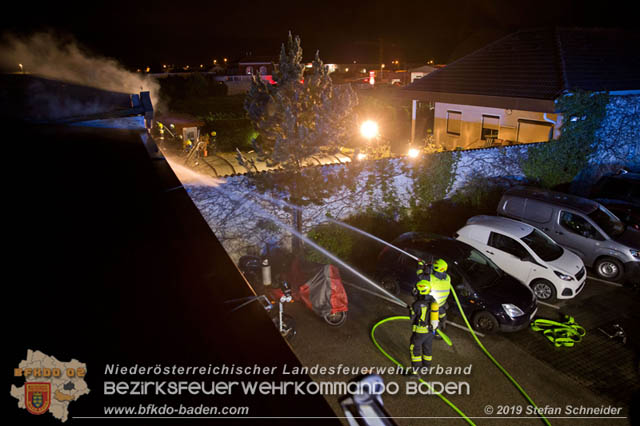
xmin=409 ymin=279 xmax=440 ymax=372
xmin=417 ymin=258 xmax=451 ymax=333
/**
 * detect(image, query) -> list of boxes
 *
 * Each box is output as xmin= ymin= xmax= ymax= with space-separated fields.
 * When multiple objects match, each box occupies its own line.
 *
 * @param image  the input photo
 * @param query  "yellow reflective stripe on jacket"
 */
xmin=420 ymin=307 xmax=427 ymax=322
xmin=413 ymin=325 xmax=430 ymax=333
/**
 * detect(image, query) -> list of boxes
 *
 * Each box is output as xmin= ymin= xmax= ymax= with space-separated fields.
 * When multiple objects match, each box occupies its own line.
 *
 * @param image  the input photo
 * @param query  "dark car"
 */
xmin=375 ymin=232 xmax=537 ymax=334
xmin=590 ymin=171 xmax=640 ymax=230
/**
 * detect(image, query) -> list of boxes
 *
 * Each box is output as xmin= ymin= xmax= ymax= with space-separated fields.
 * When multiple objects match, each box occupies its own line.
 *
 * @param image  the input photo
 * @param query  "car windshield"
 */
xmin=588 ymin=205 xmax=625 ymax=237
xmin=521 ymin=229 xmax=563 ymax=261
xmin=457 ymin=247 xmax=502 ymax=289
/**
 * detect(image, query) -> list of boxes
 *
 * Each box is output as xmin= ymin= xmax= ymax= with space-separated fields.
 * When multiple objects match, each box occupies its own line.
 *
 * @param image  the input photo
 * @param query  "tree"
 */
xmin=520 ymin=90 xmax=609 ymax=189
xmin=240 ymin=33 xmax=359 ymax=253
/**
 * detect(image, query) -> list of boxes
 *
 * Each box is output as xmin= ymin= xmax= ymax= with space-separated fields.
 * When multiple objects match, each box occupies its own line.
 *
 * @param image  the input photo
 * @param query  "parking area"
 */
xmin=503 ymin=275 xmax=639 ymax=405
xmin=283 ymin=273 xmax=639 ymax=425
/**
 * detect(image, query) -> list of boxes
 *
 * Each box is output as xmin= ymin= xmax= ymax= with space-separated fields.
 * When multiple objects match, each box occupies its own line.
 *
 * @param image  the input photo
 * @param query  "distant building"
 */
xmin=403 ymin=28 xmax=640 ymax=150
xmin=408 ymin=65 xmax=437 ymax=83
xmin=236 ymin=56 xmax=276 ymax=76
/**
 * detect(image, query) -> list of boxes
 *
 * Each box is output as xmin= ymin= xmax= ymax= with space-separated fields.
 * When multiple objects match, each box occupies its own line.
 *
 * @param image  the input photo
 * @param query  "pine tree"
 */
xmin=241 ymin=32 xmax=359 ymax=253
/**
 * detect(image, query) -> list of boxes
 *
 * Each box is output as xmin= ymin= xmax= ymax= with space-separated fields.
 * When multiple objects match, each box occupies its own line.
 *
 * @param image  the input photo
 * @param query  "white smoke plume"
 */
xmin=0 ymin=32 xmax=161 ymax=111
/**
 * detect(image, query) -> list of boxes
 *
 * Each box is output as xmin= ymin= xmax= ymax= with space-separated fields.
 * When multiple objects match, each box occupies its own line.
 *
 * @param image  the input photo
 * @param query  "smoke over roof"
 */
xmin=0 ymin=32 xmax=160 ymax=106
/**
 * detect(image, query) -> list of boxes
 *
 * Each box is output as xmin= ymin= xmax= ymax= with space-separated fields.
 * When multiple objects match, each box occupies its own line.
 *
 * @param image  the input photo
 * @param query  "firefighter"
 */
xmin=157 ymin=121 xmax=165 ymax=139
xmin=417 ymin=258 xmax=451 ymax=333
xmin=183 ymin=137 xmax=193 ymax=153
xmin=409 ymin=278 xmax=440 ymax=374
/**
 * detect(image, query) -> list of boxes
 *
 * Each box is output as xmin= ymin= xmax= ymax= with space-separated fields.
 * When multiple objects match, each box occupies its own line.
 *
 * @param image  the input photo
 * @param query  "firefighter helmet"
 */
xmin=415 ymin=280 xmax=431 ymax=295
xmin=433 ymin=259 xmax=448 ymax=273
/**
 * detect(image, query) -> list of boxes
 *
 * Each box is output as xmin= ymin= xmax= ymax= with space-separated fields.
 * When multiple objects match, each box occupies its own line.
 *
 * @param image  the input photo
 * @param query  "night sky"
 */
xmin=2 ymin=0 xmax=637 ymax=68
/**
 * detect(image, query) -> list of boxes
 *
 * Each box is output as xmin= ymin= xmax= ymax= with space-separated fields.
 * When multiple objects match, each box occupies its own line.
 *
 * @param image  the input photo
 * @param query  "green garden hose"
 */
xmin=371 ymin=284 xmax=552 ymax=426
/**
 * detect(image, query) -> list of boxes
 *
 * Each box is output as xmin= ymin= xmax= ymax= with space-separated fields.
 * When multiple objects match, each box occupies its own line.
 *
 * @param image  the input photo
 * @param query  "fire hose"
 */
xmin=530 ymin=316 xmax=586 ymax=348
xmin=371 ymin=275 xmax=552 ymax=426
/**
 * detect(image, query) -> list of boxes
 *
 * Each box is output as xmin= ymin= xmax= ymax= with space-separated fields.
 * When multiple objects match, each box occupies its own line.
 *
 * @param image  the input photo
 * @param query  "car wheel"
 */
xmin=380 ymin=275 xmax=400 ymax=295
xmin=472 ymin=311 xmax=499 ymax=334
xmin=530 ymin=279 xmax=557 ymax=302
xmin=594 ymin=257 xmax=624 ymax=282
xmin=323 ymin=311 xmax=347 ymax=327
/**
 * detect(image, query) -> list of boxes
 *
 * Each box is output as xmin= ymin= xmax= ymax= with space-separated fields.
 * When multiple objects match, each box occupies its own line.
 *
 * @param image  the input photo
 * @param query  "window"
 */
xmin=521 ymin=229 xmax=563 ymax=261
xmin=504 ymin=198 xmax=553 ymax=224
xmin=457 ymin=247 xmax=502 ymax=289
xmin=587 ymin=206 xmax=624 ymax=238
xmin=447 ymin=111 xmax=461 ymax=135
xmin=516 ymin=119 xmax=553 ymax=143
xmin=245 ymin=66 xmax=253 ymax=75
xmin=259 ymin=66 xmax=268 ymax=75
xmin=559 ymin=211 xmax=604 ymax=240
xmin=481 ymin=115 xmax=500 ymax=140
xmin=489 ymin=232 xmax=529 ymax=259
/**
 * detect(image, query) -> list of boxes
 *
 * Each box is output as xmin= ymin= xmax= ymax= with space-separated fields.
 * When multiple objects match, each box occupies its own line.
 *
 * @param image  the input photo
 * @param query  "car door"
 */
xmin=449 ymin=267 xmax=475 ymax=313
xmin=555 ymin=210 xmax=605 ymax=262
xmin=486 ymin=232 xmax=533 ymax=284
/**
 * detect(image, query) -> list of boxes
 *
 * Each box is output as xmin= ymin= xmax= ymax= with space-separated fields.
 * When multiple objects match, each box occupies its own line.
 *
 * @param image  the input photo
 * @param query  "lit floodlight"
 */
xmin=360 ymin=120 xmax=379 ymax=140
xmin=357 ymin=153 xmax=367 ymax=161
xmin=408 ymin=148 xmax=420 ymax=158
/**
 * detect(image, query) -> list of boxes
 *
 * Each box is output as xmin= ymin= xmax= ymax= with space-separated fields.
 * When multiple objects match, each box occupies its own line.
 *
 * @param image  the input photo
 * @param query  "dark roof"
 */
xmin=4 ymin=76 xmax=341 ymax=422
xmin=391 ymin=232 xmax=469 ymax=259
xmin=405 ymin=28 xmax=640 ymax=100
xmin=0 ymin=73 xmax=133 ymax=121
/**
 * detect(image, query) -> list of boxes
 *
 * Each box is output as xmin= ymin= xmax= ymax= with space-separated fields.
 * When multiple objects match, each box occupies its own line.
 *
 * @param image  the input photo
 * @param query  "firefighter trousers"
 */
xmin=410 ymin=331 xmax=434 ymax=370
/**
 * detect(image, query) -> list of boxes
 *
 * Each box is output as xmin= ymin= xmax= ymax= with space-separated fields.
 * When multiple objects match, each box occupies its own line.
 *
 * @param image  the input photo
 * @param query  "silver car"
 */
xmin=497 ymin=186 xmax=640 ymax=284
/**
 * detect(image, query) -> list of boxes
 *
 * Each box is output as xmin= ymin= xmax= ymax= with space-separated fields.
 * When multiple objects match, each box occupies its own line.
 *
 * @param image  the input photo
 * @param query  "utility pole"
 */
xmin=379 ymin=38 xmax=384 ymax=82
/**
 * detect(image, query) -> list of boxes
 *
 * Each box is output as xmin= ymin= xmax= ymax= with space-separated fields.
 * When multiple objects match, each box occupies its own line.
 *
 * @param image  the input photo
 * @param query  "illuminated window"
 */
xmin=447 ymin=111 xmax=462 ymax=136
xmin=245 ymin=66 xmax=253 ymax=75
xmin=516 ymin=119 xmax=553 ymax=143
xmin=259 ymin=66 xmax=267 ymax=75
xmin=481 ymin=115 xmax=500 ymax=140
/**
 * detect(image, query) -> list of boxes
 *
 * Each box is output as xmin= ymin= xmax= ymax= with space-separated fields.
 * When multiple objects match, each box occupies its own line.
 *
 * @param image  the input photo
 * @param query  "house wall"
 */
xmin=433 ymin=102 xmax=562 ymax=150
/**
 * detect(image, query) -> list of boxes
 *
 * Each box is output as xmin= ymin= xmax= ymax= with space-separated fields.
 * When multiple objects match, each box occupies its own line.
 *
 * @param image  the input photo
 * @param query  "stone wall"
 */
xmin=186 ymin=95 xmax=639 ymax=261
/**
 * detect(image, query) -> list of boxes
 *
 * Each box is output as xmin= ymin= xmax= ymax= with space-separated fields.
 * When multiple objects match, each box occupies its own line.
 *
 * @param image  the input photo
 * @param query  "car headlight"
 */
xmin=631 ymin=249 xmax=640 ymax=260
xmin=554 ymin=270 xmax=574 ymax=281
xmin=502 ymin=303 xmax=525 ymax=319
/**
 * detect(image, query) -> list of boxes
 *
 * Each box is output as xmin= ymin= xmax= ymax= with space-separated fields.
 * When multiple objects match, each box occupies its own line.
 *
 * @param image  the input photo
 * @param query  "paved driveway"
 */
xmin=283 ymin=275 xmax=638 ymax=425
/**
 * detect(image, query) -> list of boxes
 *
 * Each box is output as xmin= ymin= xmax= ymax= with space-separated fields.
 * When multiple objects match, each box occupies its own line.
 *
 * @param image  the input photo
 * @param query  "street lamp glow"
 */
xmin=360 ymin=120 xmax=379 ymax=140
xmin=357 ymin=153 xmax=367 ymax=161
xmin=408 ymin=148 xmax=420 ymax=158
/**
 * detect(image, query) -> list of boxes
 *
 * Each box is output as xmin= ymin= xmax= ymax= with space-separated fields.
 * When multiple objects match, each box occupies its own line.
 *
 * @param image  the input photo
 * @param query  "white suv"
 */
xmin=456 ymin=216 xmax=586 ymax=302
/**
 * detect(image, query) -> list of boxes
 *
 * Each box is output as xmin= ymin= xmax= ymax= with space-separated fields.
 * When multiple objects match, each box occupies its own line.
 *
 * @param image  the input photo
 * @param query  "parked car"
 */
xmin=456 ymin=216 xmax=586 ymax=302
xmin=590 ymin=171 xmax=640 ymax=230
xmin=497 ymin=186 xmax=640 ymax=283
xmin=375 ymin=232 xmax=537 ymax=333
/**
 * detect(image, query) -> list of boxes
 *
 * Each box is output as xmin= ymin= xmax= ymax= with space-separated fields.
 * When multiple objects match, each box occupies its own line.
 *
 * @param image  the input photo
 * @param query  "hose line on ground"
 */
xmin=447 ymin=285 xmax=551 ymax=425
xmin=370 ymin=315 xmax=476 ymax=426
xmin=530 ymin=316 xmax=585 ymax=347
xmin=371 ymin=285 xmax=552 ymax=426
